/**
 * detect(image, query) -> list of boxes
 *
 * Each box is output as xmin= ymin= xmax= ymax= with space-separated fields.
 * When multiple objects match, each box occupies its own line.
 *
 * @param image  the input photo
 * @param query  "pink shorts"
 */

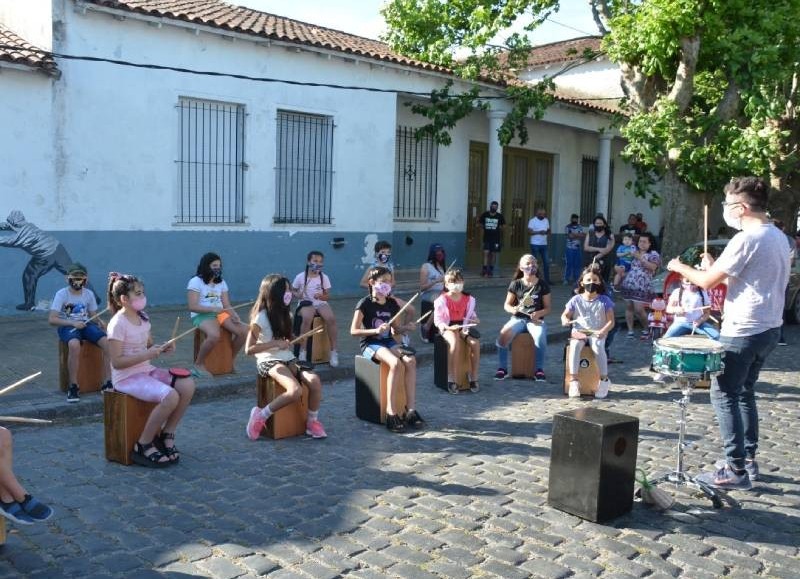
xmin=114 ymin=368 xmax=173 ymax=403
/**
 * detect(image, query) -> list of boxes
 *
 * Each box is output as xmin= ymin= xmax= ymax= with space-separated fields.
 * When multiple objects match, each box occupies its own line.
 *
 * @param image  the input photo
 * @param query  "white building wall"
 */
xmin=520 ymin=59 xmax=624 ymax=99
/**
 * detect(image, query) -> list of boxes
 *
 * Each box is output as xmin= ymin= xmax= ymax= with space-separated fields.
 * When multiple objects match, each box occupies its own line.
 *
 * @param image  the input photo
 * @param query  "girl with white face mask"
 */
xmin=350 ymin=267 xmax=423 ymax=433
xmin=494 ymin=255 xmax=551 ymax=382
xmin=433 ymin=269 xmax=481 ymax=393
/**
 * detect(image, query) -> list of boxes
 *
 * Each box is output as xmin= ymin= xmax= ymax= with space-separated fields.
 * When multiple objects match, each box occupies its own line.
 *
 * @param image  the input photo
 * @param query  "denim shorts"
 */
xmin=362 ymin=339 xmax=397 ymax=361
xmin=57 ymin=322 xmax=106 ymax=344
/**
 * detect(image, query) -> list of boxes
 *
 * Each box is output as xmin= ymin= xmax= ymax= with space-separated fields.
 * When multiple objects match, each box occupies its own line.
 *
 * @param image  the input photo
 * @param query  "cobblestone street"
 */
xmin=1 ymin=325 xmax=798 ymax=578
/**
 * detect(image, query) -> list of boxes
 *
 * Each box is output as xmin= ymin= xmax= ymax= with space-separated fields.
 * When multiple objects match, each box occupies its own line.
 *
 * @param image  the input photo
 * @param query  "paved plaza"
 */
xmin=1 ymin=281 xmax=799 ymax=578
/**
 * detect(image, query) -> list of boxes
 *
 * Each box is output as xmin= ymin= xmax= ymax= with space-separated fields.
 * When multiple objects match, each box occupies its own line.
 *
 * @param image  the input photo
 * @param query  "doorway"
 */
xmin=465 ymin=142 xmax=488 ymax=269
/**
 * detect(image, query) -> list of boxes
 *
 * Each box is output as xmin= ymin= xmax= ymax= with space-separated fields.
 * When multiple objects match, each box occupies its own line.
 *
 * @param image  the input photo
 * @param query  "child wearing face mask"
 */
xmin=612 ymin=233 xmax=636 ymax=289
xmin=351 ymin=266 xmax=423 ymax=433
xmin=495 ymin=254 xmax=551 ymax=381
xmin=48 ymin=262 xmax=113 ymax=402
xmin=187 ymin=252 xmax=248 ymax=377
xmin=433 ymin=269 xmax=481 ymax=393
xmin=245 ymin=274 xmax=327 ymax=440
xmin=360 ymin=240 xmax=416 ymax=351
xmin=561 ymin=267 xmax=615 ymax=399
xmin=419 ymin=243 xmax=447 ymax=342
xmin=292 ymin=250 xmax=339 ymax=367
xmin=106 ymin=273 xmax=196 ymax=467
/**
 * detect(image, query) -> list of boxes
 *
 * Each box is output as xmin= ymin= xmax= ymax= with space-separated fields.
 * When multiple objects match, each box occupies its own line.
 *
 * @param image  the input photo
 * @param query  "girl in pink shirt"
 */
xmin=106 ymin=273 xmax=196 ymax=468
xmin=433 ymin=269 xmax=480 ymax=393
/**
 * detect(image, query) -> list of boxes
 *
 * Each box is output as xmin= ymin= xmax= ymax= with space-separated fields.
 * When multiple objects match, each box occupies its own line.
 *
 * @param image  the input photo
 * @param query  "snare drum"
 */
xmin=652 ymin=336 xmax=725 ymax=378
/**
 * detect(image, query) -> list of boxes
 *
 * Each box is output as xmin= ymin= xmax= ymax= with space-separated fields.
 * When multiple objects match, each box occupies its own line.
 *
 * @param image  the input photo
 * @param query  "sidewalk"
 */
xmin=0 ymin=271 xmax=626 ymax=421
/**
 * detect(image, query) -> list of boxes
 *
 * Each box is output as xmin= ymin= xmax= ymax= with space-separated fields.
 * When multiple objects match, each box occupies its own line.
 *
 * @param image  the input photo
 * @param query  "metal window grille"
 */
xmin=275 ymin=111 xmax=334 ymax=224
xmin=580 ymin=156 xmax=613 ymax=224
xmin=177 ymin=97 xmax=246 ymax=224
xmin=394 ymin=126 xmax=438 ymax=220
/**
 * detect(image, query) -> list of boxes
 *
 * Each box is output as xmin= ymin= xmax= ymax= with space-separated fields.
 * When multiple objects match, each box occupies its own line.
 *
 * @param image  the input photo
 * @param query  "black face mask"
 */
xmin=594 ymin=226 xmax=604 ymax=233
xmin=68 ymin=278 xmax=86 ymax=291
xmin=584 ymin=282 xmax=600 ymax=294
xmin=211 ymin=268 xmax=223 ymax=282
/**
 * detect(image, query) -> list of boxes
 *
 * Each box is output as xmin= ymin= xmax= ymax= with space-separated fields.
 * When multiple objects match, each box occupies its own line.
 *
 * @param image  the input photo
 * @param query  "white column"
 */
xmin=596 ymin=133 xmax=612 ymax=218
xmin=487 ymin=109 xmax=507 ymax=209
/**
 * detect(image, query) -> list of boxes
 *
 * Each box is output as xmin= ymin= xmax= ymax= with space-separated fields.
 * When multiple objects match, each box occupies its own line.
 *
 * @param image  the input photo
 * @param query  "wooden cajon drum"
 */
xmin=193 ymin=328 xmax=234 ymax=375
xmin=58 ymin=340 xmax=104 ymax=393
xmin=511 ymin=332 xmax=537 ymax=379
xmin=104 ymin=390 xmax=158 ymax=465
xmin=309 ymin=316 xmax=331 ymax=364
xmin=355 ymin=355 xmax=407 ymax=424
xmin=256 ymin=374 xmax=309 ymax=439
xmin=0 ymin=517 xmax=5 ymax=545
xmin=563 ymin=342 xmax=600 ymax=396
xmin=433 ymin=335 xmax=471 ymax=391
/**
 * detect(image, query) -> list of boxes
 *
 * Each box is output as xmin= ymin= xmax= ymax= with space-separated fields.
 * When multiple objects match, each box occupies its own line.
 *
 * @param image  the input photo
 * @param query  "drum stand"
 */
xmin=646 ymin=376 xmax=740 ymax=509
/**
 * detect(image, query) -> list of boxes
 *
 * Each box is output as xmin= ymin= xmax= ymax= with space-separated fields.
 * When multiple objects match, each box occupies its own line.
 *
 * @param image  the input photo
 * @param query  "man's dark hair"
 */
xmin=724 ymin=177 xmax=769 ymax=212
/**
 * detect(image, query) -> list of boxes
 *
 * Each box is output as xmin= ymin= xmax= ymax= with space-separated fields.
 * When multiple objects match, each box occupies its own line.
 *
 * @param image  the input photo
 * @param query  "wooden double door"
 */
xmin=466 ymin=143 xmax=553 ymax=268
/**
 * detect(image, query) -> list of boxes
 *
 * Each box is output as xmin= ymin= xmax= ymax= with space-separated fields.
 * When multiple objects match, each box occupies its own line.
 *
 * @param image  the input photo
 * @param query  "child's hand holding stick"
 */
xmin=289 ymin=326 xmax=325 ymax=346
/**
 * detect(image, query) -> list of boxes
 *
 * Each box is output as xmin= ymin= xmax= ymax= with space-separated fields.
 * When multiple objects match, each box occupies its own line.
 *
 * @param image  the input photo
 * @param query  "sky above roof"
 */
xmin=238 ymin=0 xmax=599 ymax=45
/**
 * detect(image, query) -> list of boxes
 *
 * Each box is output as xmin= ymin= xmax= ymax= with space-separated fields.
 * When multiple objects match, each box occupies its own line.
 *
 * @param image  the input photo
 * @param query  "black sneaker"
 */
xmin=386 ymin=414 xmax=405 ymax=433
xmin=101 ymin=380 xmax=114 ymax=392
xmin=405 ymin=410 xmax=425 ymax=429
xmin=66 ymin=384 xmax=80 ymax=403
xmin=447 ymin=381 xmax=459 ymax=394
xmin=494 ymin=368 xmax=507 ymax=380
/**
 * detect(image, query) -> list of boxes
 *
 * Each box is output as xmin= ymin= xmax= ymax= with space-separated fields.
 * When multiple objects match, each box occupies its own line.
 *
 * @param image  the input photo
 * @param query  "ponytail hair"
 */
xmin=107 ymin=272 xmax=147 ymax=320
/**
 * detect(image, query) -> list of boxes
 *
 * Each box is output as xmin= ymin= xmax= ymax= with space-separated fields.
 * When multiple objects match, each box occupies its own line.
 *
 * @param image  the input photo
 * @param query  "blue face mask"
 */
xmin=377 ymin=253 xmax=391 ymax=264
xmin=308 ymin=263 xmax=323 ymax=273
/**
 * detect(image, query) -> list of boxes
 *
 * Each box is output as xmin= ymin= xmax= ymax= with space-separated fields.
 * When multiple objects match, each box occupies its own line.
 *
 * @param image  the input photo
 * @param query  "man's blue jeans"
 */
xmin=712 ymin=327 xmax=779 ymax=470
xmin=564 ymin=247 xmax=582 ymax=284
xmin=530 ymin=244 xmax=550 ymax=284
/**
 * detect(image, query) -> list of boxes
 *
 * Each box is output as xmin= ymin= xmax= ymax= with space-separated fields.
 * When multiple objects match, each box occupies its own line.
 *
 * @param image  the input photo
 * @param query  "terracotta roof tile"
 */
xmin=0 ymin=24 xmax=58 ymax=74
xmin=85 ymin=0 xmax=450 ymax=73
xmin=498 ymin=36 xmax=603 ymax=70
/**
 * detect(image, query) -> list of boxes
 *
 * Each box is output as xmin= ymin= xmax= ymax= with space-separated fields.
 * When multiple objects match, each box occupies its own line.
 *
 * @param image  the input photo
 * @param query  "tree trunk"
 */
xmin=659 ymin=169 xmax=706 ymax=260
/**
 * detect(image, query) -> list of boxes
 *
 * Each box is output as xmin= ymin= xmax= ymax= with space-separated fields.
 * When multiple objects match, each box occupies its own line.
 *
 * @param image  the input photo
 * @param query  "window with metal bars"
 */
xmin=580 ymin=156 xmax=614 ymax=225
xmin=394 ymin=126 xmax=438 ymax=221
xmin=176 ymin=97 xmax=246 ymax=224
xmin=274 ymin=110 xmax=334 ymax=224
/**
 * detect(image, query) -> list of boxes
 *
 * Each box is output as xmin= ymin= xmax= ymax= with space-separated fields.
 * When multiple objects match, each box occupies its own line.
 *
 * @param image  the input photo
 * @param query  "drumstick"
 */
xmin=289 ymin=326 xmax=325 ymax=345
xmin=709 ymin=315 xmax=720 ymax=324
xmin=414 ymin=310 xmax=432 ymax=324
xmin=0 ymin=371 xmax=42 ymax=396
xmin=387 ymin=292 xmax=419 ymax=325
xmin=0 ymin=416 xmax=53 ymax=425
xmin=447 ymin=259 xmax=457 ymax=272
xmin=451 ymin=323 xmax=478 ymax=330
xmin=703 ymin=205 xmax=708 ymax=256
xmin=163 ymin=325 xmax=198 ymax=347
xmin=170 ymin=316 xmax=180 ymax=341
xmin=223 ymin=300 xmax=254 ymax=312
xmin=85 ymin=307 xmax=109 ymax=324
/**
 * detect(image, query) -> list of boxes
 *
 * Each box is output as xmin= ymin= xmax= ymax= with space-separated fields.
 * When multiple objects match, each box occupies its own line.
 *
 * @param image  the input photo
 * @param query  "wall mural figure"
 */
xmin=0 ymin=210 xmax=98 ymax=310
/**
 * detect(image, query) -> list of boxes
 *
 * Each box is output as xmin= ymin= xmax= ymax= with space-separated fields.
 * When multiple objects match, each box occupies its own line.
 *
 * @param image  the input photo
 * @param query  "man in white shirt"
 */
xmin=527 ymin=207 xmax=551 ymax=284
xmin=668 ymin=177 xmax=789 ymax=491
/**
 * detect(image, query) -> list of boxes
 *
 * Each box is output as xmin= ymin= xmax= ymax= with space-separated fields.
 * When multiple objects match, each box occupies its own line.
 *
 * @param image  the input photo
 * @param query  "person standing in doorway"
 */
xmin=527 ymin=207 xmax=551 ymax=284
xmin=667 ymin=176 xmax=789 ymax=490
xmin=477 ymin=201 xmax=506 ymax=278
xmin=563 ymin=214 xmax=584 ymax=285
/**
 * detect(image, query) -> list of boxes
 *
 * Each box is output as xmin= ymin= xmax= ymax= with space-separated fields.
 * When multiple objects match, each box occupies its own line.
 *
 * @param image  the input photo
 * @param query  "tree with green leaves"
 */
xmin=383 ymin=0 xmax=800 ymax=257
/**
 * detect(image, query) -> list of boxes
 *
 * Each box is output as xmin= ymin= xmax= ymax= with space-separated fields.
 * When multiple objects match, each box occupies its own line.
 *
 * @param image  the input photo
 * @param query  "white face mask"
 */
xmin=723 ymin=204 xmax=743 ymax=231
xmin=447 ymin=283 xmax=464 ymax=293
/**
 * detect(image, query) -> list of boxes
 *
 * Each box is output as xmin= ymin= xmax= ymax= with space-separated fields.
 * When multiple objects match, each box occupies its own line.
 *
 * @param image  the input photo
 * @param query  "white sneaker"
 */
xmin=329 ymin=350 xmax=339 ymax=367
xmin=568 ymin=381 xmax=581 ymax=398
xmin=595 ymin=378 xmax=611 ymax=399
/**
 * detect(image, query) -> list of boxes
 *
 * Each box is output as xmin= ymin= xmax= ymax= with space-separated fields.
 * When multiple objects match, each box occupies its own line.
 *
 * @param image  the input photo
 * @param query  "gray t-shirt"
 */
xmin=565 ymin=293 xmax=614 ymax=333
xmin=714 ymin=223 xmax=790 ymax=337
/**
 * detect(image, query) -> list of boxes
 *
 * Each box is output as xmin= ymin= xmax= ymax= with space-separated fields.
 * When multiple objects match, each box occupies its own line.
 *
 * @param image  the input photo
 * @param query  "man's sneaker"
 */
xmin=595 ymin=378 xmax=611 ymax=399
xmin=19 ymin=495 xmax=54 ymax=522
xmin=0 ymin=500 xmax=35 ymax=525
xmin=66 ymin=384 xmax=80 ymax=403
xmin=568 ymin=380 xmax=581 ymax=398
xmin=306 ymin=420 xmax=328 ymax=439
xmin=405 ymin=409 xmax=425 ymax=429
xmin=696 ymin=462 xmax=752 ymax=490
xmin=329 ymin=351 xmax=339 ymax=368
xmin=101 ymin=380 xmax=114 ymax=392
xmin=386 ymin=414 xmax=405 ymax=433
xmin=534 ymin=369 xmax=546 ymax=382
xmin=715 ymin=458 xmax=759 ymax=481
xmin=246 ymin=406 xmax=266 ymax=440
xmin=494 ymin=368 xmax=507 ymax=380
